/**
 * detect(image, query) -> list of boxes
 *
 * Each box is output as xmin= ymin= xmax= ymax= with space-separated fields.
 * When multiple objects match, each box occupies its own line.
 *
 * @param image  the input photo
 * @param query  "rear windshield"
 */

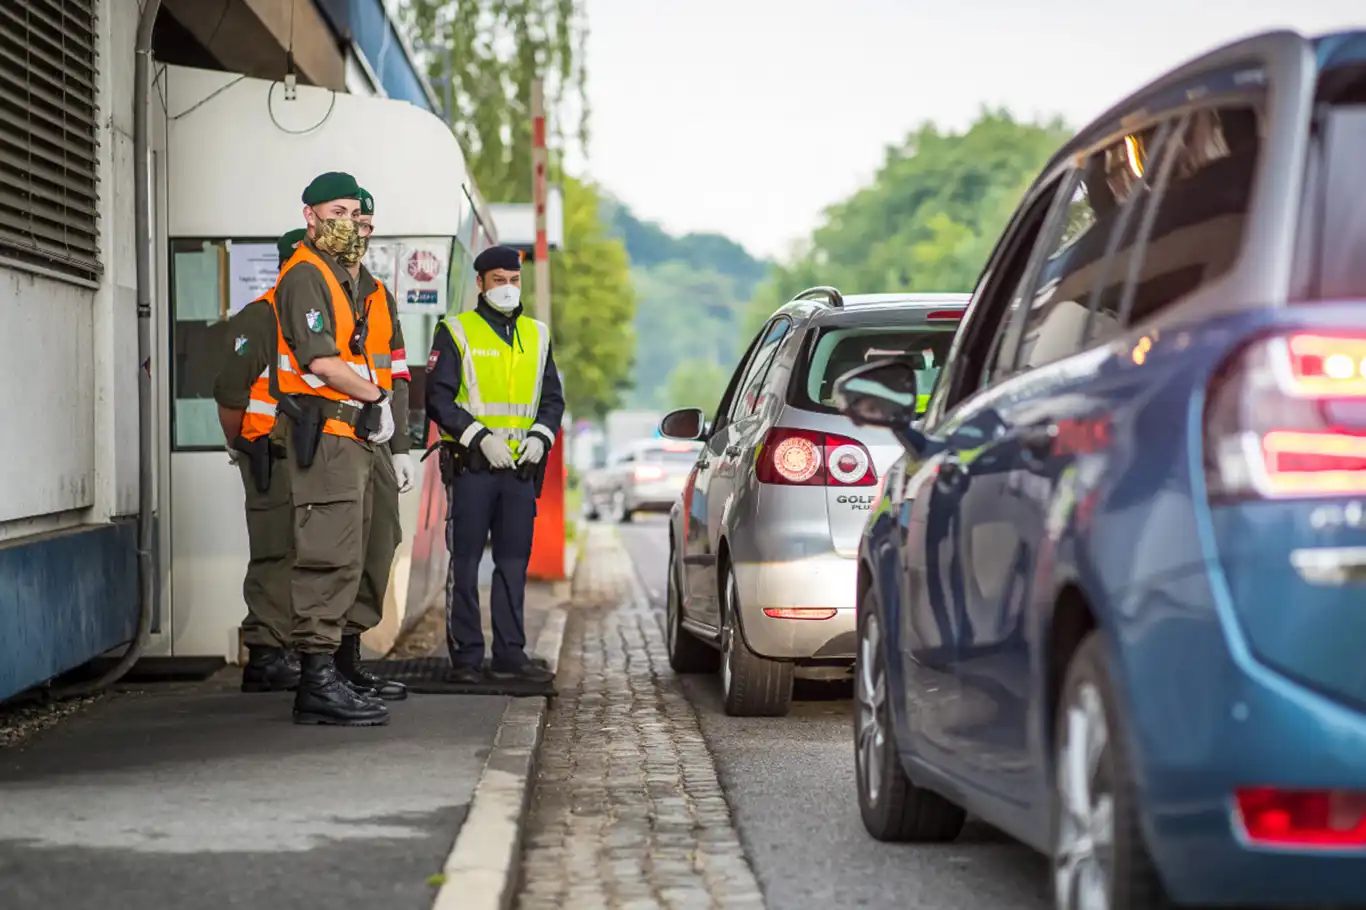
xmin=1299 ymin=64 xmax=1366 ymax=300
xmin=792 ymin=324 xmax=957 ymax=415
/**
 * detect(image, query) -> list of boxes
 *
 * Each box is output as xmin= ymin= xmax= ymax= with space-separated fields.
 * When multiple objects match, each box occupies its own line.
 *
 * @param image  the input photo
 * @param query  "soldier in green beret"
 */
xmin=268 ymin=170 xmax=406 ymax=726
xmin=341 ymin=187 xmax=416 ymax=691
xmin=212 ymin=229 xmax=311 ymax=694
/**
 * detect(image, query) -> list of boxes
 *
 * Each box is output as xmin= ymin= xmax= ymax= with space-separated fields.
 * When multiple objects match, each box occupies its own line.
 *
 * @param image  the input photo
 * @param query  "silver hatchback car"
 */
xmin=659 ymin=288 xmax=968 ymax=716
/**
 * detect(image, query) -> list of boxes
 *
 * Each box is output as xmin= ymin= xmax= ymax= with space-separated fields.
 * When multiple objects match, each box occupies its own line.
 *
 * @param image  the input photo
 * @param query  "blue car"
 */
xmin=837 ymin=29 xmax=1366 ymax=910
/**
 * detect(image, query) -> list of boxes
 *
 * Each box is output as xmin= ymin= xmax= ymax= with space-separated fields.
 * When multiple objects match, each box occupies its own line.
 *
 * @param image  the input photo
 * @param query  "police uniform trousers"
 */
xmin=444 ymin=467 xmax=537 ymax=670
xmin=238 ymin=452 xmax=293 ymax=649
xmin=283 ymin=423 xmax=393 ymax=653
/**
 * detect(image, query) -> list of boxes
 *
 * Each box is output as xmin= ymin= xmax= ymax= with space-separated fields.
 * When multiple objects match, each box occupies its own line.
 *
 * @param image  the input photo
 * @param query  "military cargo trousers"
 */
xmin=282 ymin=423 xmax=402 ymax=653
xmin=237 ymin=454 xmax=293 ymax=649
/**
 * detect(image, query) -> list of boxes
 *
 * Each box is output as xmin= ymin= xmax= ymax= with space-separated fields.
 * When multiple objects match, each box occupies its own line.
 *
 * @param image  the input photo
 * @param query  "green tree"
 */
xmin=663 ymin=358 xmax=729 ymax=414
xmin=532 ymin=176 xmax=636 ymax=419
xmin=401 ymin=0 xmax=636 ymax=419
xmin=744 ymin=109 xmax=1070 ymax=331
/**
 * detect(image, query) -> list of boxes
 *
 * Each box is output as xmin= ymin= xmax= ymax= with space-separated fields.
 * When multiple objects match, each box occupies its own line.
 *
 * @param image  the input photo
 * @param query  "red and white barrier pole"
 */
xmin=527 ymin=78 xmax=566 ymax=582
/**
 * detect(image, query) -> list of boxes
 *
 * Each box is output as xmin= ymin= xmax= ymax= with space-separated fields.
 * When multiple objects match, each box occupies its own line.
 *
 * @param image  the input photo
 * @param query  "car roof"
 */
xmin=781 ymin=291 xmax=970 ymax=329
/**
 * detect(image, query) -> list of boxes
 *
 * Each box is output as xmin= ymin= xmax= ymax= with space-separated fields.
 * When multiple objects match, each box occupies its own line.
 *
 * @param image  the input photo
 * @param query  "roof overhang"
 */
xmin=162 ymin=64 xmax=493 ymax=241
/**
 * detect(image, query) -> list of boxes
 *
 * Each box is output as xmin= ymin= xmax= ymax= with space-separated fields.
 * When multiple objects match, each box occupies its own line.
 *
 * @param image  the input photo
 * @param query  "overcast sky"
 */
xmin=563 ymin=0 xmax=1363 ymax=260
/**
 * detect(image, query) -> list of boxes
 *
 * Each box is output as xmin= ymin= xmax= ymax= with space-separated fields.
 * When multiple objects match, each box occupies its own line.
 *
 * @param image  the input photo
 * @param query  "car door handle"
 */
xmin=697 ymin=458 xmax=710 ymax=469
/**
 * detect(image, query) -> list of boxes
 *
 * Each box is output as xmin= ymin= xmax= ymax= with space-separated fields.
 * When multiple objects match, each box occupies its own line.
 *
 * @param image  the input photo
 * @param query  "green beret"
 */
xmin=301 ymin=171 xmax=361 ymax=207
xmin=358 ymin=188 xmax=375 ymax=216
xmin=474 ymin=245 xmax=522 ymax=274
xmin=277 ymin=228 xmax=307 ymax=266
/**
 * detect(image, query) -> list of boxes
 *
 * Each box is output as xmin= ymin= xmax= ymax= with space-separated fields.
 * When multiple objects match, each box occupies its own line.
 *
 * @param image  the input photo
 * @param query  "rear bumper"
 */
xmin=731 ymin=554 xmax=857 ymax=660
xmin=627 ymin=481 xmax=682 ymax=512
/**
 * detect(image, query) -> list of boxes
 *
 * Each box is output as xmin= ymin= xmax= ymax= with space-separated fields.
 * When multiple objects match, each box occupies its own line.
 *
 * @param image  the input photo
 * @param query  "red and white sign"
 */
xmin=407 ymin=249 xmax=441 ymax=282
xmin=363 ymin=237 xmax=451 ymax=311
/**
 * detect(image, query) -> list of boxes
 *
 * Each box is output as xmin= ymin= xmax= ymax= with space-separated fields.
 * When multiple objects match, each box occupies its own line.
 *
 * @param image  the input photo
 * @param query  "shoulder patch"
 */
xmin=234 ymin=335 xmax=248 ymax=355
xmin=427 ymin=348 xmax=440 ymax=370
xmin=305 ymin=309 xmax=323 ymax=333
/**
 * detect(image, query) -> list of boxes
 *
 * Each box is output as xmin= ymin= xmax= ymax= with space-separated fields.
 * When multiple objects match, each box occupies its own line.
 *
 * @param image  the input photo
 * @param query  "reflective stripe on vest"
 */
xmin=269 ymin=245 xmax=374 ymax=440
xmin=437 ymin=310 xmax=549 ymax=456
xmin=240 ymin=290 xmax=279 ymax=442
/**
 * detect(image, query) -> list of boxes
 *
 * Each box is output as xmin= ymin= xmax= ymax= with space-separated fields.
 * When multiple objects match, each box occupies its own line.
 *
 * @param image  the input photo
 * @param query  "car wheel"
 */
xmin=719 ymin=564 xmax=792 ymax=717
xmin=1053 ymin=632 xmax=1173 ymax=910
xmin=611 ymin=490 xmax=633 ymax=524
xmin=855 ymin=586 xmax=966 ymax=842
xmin=665 ymin=544 xmax=719 ymax=674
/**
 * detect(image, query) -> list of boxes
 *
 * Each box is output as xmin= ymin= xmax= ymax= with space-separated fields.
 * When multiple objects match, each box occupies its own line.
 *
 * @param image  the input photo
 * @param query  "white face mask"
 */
xmin=484 ymin=284 xmax=521 ymax=313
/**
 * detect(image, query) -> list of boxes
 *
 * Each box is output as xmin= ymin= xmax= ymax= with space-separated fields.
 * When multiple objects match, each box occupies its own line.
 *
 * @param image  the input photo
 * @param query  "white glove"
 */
xmin=478 ymin=431 xmax=516 ymax=470
xmin=518 ymin=434 xmax=547 ymax=466
xmin=391 ymin=452 xmax=415 ymax=493
xmin=369 ymin=397 xmax=395 ymax=445
xmin=226 ymin=444 xmax=244 ymax=466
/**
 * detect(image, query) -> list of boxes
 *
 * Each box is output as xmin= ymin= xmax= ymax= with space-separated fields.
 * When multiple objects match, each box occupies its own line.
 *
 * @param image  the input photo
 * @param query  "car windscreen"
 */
xmin=792 ymin=324 xmax=958 ymax=415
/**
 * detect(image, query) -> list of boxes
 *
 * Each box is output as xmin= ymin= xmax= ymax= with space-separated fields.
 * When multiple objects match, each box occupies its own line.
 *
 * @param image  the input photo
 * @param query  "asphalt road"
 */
xmin=618 ymin=516 xmax=1052 ymax=910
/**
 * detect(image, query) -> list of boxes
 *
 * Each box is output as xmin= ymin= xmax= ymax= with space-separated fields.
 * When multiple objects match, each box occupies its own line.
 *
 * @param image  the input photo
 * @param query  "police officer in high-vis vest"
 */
xmin=213 ymin=228 xmax=307 ymax=693
xmin=425 ymin=245 xmax=564 ymax=685
xmin=270 ymin=171 xmax=406 ymax=726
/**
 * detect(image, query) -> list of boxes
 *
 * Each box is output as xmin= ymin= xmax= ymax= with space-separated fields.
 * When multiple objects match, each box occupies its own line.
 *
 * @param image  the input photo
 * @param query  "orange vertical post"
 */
xmin=528 ymin=428 xmax=566 ymax=580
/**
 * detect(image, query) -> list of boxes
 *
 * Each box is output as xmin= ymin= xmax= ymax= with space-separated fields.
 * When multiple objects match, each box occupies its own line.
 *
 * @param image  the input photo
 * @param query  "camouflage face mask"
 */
xmin=314 ymin=216 xmax=365 ymax=265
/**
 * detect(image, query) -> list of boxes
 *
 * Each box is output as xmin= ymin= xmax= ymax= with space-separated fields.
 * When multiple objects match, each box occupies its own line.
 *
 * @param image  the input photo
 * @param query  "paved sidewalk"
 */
xmin=0 ymin=572 xmax=562 ymax=910
xmin=517 ymin=524 xmax=765 ymax=909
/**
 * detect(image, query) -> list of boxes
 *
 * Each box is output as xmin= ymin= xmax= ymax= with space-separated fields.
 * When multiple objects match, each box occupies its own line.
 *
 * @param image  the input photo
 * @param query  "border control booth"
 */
xmin=151 ymin=65 xmax=497 ymax=664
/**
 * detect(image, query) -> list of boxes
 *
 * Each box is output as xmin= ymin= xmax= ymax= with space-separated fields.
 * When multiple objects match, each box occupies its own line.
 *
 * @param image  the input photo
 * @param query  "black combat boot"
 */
xmin=292 ymin=653 xmax=390 ymax=726
xmin=241 ymin=646 xmax=301 ymax=693
xmin=336 ymin=634 xmax=409 ymax=701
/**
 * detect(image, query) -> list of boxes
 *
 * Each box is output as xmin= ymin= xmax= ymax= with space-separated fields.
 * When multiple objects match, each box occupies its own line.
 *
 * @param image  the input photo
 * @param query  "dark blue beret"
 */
xmin=473 ymin=245 xmax=522 ymax=274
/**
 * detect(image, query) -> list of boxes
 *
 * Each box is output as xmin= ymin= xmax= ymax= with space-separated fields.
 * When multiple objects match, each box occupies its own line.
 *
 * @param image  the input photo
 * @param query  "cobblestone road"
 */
xmin=517 ymin=525 xmax=764 ymax=910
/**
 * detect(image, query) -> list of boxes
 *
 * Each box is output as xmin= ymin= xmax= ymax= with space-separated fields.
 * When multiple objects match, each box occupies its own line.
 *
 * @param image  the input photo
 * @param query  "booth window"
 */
xmin=169 ymin=239 xmax=234 ymax=451
xmin=0 ymin=0 xmax=101 ymax=282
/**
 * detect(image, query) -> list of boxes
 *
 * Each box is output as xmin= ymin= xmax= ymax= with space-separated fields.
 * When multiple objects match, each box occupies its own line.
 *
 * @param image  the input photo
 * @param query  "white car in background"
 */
xmin=583 ymin=438 xmax=704 ymax=522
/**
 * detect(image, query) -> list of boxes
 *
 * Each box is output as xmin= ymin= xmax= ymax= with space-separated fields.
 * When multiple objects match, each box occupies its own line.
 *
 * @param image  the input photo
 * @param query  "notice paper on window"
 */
xmin=228 ymin=242 xmax=282 ymax=315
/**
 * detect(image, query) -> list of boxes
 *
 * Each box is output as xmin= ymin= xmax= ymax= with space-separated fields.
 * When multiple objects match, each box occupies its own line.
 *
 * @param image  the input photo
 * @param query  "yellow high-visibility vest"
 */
xmin=438 ymin=310 xmax=549 ymax=457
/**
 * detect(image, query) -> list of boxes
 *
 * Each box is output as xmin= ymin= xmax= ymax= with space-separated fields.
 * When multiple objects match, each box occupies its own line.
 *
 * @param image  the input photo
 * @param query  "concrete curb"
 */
xmin=430 ymin=604 xmax=568 ymax=910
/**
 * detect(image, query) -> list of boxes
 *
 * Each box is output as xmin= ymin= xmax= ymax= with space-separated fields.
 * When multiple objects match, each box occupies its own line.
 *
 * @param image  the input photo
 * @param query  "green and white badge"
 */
xmin=306 ymin=309 xmax=323 ymax=332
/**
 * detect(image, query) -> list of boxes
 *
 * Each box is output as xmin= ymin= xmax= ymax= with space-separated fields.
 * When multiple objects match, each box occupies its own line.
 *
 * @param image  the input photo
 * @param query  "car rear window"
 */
xmin=792 ymin=324 xmax=958 ymax=415
xmin=1298 ymin=63 xmax=1366 ymax=300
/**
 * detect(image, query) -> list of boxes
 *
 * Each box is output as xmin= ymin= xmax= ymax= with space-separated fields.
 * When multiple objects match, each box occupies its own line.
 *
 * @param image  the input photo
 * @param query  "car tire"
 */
xmin=1052 ymin=632 xmax=1174 ymax=910
xmin=719 ymin=564 xmax=792 ymax=717
xmin=611 ymin=490 xmax=633 ymax=524
xmin=665 ymin=544 xmax=719 ymax=674
xmin=854 ymin=586 xmax=966 ymax=842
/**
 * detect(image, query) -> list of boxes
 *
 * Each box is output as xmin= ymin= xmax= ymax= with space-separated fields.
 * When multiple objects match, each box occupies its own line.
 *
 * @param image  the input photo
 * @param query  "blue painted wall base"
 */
xmin=0 ymin=520 xmax=139 ymax=701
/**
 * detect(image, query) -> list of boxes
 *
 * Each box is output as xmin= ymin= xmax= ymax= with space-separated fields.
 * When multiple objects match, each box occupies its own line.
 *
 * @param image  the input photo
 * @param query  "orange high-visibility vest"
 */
xmin=269 ymin=245 xmax=376 ymax=440
xmin=240 ymin=291 xmax=279 ymax=442
xmin=363 ymin=278 xmax=395 ymax=393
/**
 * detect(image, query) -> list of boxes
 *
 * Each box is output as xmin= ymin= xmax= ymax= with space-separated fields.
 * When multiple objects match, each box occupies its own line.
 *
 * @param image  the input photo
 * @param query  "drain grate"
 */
xmin=361 ymin=658 xmax=556 ymax=697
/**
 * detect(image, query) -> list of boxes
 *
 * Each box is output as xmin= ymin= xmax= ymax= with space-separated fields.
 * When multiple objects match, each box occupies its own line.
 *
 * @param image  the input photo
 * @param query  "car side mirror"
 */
xmin=660 ymin=407 xmax=707 ymax=441
xmin=833 ymin=359 xmax=936 ymax=458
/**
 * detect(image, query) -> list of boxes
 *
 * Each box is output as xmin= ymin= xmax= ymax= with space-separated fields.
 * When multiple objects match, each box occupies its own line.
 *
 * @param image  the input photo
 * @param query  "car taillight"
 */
xmin=1205 ymin=332 xmax=1366 ymax=499
xmin=755 ymin=428 xmax=876 ymax=487
xmin=634 ymin=464 xmax=665 ymax=482
xmin=1235 ymin=787 xmax=1366 ymax=847
xmin=925 ymin=310 xmax=963 ymax=322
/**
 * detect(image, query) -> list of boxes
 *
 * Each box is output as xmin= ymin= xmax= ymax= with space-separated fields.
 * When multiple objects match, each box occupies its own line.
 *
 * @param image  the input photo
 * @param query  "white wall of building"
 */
xmin=0 ymin=0 xmax=140 ymax=545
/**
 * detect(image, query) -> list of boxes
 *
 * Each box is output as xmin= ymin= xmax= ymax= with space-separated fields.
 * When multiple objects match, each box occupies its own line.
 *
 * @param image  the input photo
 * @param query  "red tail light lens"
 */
xmin=633 ymin=464 xmax=665 ymax=482
xmin=1205 ymin=333 xmax=1366 ymax=499
xmin=756 ymin=428 xmax=876 ymax=486
xmin=1235 ymin=787 xmax=1366 ymax=847
xmin=925 ymin=310 xmax=964 ymax=322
